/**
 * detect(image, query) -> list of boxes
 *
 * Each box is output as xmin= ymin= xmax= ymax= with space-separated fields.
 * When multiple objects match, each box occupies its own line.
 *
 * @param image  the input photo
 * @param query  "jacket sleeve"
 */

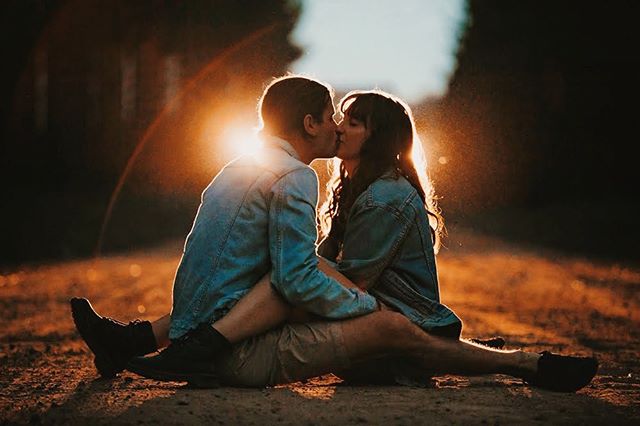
xmin=268 ymin=168 xmax=378 ymax=318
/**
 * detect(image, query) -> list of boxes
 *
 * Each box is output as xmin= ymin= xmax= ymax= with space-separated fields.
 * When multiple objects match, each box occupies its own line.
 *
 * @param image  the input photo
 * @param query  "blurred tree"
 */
xmin=418 ymin=0 xmax=640 ymax=260
xmin=424 ymin=0 xmax=639 ymax=210
xmin=0 ymin=0 xmax=301 ymax=264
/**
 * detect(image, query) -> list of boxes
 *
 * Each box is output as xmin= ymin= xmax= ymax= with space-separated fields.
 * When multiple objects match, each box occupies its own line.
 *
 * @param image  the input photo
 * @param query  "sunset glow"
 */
xmin=221 ymin=124 xmax=263 ymax=159
xmin=412 ymin=133 xmax=429 ymax=171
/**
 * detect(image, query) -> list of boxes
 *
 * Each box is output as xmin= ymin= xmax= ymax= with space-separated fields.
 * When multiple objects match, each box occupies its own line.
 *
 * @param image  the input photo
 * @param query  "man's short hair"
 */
xmin=258 ymin=75 xmax=333 ymax=139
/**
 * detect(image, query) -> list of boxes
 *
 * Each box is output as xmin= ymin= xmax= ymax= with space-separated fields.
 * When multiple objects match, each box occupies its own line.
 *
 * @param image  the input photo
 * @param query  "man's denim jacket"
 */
xmin=319 ymin=172 xmax=461 ymax=333
xmin=170 ymin=137 xmax=378 ymax=339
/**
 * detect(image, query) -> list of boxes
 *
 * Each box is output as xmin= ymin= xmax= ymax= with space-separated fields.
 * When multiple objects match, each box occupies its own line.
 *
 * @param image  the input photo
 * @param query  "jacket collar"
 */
xmin=263 ymin=135 xmax=301 ymax=161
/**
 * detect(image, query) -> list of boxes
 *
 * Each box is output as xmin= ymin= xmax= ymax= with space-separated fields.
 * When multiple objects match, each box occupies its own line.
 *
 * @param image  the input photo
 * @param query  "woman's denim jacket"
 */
xmin=319 ymin=172 xmax=461 ymax=333
xmin=170 ymin=137 xmax=378 ymax=339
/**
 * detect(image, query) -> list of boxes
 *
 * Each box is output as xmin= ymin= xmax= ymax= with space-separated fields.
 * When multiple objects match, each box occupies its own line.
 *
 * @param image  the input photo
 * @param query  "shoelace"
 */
xmin=99 ymin=316 xmax=128 ymax=327
xmin=160 ymin=330 xmax=200 ymax=356
xmin=158 ymin=323 xmax=214 ymax=357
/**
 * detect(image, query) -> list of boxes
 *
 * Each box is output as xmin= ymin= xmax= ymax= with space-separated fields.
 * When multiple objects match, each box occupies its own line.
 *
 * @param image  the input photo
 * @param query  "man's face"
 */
xmin=312 ymin=103 xmax=340 ymax=159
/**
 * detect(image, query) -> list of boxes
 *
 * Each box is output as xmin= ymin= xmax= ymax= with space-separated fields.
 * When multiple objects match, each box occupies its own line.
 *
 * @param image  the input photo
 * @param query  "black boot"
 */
xmin=523 ymin=351 xmax=599 ymax=392
xmin=70 ymin=297 xmax=157 ymax=378
xmin=126 ymin=323 xmax=231 ymax=388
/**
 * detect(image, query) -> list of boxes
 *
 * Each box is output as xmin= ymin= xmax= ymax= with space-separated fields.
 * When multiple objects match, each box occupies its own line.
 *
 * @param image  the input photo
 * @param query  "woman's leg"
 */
xmin=340 ymin=311 xmax=538 ymax=377
xmin=336 ymin=311 xmax=597 ymax=391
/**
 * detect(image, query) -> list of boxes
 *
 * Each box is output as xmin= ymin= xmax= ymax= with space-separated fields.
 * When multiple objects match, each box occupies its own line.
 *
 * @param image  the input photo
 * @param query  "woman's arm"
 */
xmin=336 ymin=204 xmax=414 ymax=290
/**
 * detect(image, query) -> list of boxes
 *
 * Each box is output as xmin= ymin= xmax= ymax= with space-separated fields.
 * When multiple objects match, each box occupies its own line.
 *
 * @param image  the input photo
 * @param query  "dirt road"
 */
xmin=1 ymin=229 xmax=639 ymax=425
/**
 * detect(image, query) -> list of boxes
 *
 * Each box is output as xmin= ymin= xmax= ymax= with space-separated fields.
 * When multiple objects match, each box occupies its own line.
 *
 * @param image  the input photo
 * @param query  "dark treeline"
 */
xmin=1 ymin=0 xmax=300 ymax=266
xmin=418 ymin=0 xmax=640 ymax=262
xmin=3 ymin=1 xmax=639 ymax=266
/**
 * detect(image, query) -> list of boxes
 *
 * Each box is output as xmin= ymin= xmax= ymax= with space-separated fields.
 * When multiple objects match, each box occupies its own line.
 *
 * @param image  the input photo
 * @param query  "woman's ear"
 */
xmin=303 ymin=113 xmax=318 ymax=137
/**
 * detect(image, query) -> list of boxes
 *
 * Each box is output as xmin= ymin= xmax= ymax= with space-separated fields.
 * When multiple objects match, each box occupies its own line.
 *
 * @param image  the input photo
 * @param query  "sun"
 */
xmin=222 ymin=124 xmax=263 ymax=159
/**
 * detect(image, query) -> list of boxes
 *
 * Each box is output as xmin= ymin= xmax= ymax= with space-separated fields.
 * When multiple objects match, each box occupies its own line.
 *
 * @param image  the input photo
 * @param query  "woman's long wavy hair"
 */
xmin=320 ymin=90 xmax=444 ymax=253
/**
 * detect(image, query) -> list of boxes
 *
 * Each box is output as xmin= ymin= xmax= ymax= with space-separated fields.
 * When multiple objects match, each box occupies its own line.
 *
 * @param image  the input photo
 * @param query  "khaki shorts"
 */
xmin=217 ymin=321 xmax=351 ymax=387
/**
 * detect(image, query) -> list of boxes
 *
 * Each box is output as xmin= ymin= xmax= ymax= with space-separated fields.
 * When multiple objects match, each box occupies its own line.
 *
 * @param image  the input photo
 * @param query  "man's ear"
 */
xmin=303 ymin=113 xmax=318 ymax=137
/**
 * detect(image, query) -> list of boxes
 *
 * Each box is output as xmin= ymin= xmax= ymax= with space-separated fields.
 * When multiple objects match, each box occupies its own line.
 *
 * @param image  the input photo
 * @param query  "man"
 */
xmin=71 ymin=75 xmax=379 ymax=385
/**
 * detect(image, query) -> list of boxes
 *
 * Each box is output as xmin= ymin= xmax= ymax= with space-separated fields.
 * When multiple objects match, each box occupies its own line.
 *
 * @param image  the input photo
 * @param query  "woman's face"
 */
xmin=336 ymin=110 xmax=370 ymax=162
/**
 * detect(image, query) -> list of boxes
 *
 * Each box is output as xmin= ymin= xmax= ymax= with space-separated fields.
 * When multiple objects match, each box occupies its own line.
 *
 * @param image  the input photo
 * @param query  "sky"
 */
xmin=290 ymin=0 xmax=468 ymax=104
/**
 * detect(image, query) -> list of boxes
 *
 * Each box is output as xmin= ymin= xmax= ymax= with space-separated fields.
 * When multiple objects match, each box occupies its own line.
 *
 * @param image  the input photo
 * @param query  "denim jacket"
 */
xmin=319 ymin=171 xmax=461 ymax=334
xmin=170 ymin=137 xmax=378 ymax=339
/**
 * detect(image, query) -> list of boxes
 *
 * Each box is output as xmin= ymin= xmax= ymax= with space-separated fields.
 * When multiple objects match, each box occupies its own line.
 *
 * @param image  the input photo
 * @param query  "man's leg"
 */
xmin=127 ymin=306 xmax=596 ymax=391
xmin=74 ymin=259 xmax=503 ymax=380
xmin=125 ymin=272 xmax=324 ymax=385
xmin=138 ymin=257 xmax=351 ymax=350
xmin=70 ymin=270 xmax=295 ymax=379
xmin=70 ymin=298 xmax=161 ymax=377
xmin=125 ymin=257 xmax=364 ymax=382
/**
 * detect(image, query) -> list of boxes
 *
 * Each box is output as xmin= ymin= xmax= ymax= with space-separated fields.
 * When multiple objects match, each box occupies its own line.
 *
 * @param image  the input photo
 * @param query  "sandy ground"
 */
xmin=1 ymin=229 xmax=639 ymax=425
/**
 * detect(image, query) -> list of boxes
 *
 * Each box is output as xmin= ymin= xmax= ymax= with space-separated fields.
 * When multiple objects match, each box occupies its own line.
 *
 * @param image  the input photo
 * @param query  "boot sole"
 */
xmin=70 ymin=298 xmax=119 ymax=378
xmin=126 ymin=362 xmax=220 ymax=388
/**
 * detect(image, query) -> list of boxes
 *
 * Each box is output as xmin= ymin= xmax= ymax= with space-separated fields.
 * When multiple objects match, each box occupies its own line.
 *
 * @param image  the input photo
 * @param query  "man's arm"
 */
xmin=268 ymin=168 xmax=378 ymax=318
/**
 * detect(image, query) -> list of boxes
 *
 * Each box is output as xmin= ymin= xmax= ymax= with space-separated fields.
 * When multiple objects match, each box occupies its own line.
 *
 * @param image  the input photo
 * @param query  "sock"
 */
xmin=132 ymin=320 xmax=158 ymax=355
xmin=209 ymin=326 xmax=233 ymax=353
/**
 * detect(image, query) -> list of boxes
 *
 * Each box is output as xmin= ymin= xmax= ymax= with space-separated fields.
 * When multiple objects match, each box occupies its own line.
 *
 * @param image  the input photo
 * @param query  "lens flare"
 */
xmin=95 ymin=22 xmax=280 ymax=257
xmin=411 ymin=133 xmax=429 ymax=173
xmin=221 ymin=125 xmax=263 ymax=159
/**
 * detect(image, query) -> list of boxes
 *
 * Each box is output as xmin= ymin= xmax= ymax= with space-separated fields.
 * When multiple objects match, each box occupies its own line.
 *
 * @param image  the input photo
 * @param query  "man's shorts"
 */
xmin=217 ymin=321 xmax=351 ymax=387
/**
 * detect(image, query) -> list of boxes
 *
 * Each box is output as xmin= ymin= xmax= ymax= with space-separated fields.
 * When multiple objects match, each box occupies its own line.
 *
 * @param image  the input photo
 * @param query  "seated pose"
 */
xmin=72 ymin=85 xmax=598 ymax=392
xmin=72 ymin=75 xmax=380 ymax=381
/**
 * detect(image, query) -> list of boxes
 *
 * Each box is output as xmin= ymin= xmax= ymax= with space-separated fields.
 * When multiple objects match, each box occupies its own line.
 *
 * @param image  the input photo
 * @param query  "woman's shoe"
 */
xmin=523 ymin=351 xmax=598 ymax=392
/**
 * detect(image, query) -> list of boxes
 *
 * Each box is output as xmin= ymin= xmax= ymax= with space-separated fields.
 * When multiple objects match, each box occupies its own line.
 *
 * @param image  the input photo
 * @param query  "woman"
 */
xmin=321 ymin=90 xmax=461 ymax=337
xmin=314 ymin=90 xmax=463 ymax=384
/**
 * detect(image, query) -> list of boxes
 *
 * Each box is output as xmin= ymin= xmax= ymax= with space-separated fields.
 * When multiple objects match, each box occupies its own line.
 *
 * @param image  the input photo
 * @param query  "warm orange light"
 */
xmin=86 ymin=268 xmax=98 ymax=282
xmin=412 ymin=133 xmax=429 ymax=171
xmin=221 ymin=124 xmax=262 ymax=159
xmin=129 ymin=263 xmax=142 ymax=277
